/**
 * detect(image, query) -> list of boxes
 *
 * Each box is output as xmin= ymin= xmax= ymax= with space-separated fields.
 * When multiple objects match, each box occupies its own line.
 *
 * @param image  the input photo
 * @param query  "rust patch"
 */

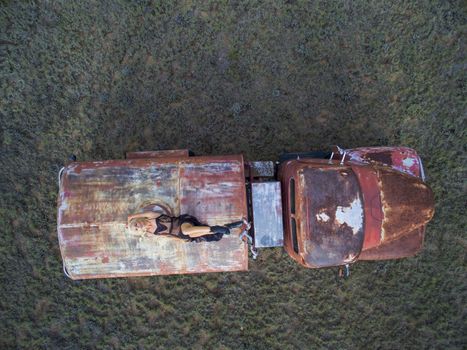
xmin=351 ymin=165 xmax=383 ymax=250
xmin=364 ymin=150 xmax=393 ymax=166
xmin=359 ymin=227 xmax=425 ymax=260
xmin=379 ymin=168 xmax=434 ymax=242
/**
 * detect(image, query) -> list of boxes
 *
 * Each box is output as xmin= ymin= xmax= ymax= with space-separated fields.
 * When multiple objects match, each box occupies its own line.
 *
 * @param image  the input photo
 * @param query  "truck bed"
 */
xmin=57 ymin=154 xmax=248 ymax=279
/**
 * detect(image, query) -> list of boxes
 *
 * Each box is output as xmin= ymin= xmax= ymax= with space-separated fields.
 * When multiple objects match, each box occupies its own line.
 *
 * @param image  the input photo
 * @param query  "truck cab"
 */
xmin=277 ymin=149 xmax=434 ymax=268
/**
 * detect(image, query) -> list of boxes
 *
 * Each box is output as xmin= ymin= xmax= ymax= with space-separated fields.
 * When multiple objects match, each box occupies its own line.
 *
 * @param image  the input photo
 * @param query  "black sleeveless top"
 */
xmin=154 ymin=214 xmax=224 ymax=242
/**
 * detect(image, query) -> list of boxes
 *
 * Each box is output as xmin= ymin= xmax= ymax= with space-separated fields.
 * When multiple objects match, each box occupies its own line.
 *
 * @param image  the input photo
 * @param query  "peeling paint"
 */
xmin=335 ymin=198 xmax=363 ymax=235
xmin=402 ymin=157 xmax=415 ymax=167
xmin=316 ymin=212 xmax=330 ymax=222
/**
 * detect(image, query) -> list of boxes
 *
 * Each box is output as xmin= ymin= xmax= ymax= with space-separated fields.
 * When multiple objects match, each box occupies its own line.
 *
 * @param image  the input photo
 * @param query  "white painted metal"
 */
xmin=252 ymin=182 xmax=284 ymax=248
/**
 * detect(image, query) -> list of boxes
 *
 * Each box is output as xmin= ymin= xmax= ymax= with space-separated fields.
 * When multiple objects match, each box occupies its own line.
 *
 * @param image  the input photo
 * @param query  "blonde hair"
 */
xmin=129 ymin=216 xmax=153 ymax=233
xmin=128 ymin=203 xmax=173 ymax=235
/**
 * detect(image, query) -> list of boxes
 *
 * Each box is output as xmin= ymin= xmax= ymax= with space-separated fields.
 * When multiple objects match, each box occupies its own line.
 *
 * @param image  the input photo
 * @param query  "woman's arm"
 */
xmin=127 ymin=211 xmax=160 ymax=223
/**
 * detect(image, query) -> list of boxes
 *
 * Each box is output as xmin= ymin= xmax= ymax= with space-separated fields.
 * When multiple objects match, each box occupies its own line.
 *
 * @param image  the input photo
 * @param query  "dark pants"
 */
xmin=177 ymin=215 xmax=225 ymax=243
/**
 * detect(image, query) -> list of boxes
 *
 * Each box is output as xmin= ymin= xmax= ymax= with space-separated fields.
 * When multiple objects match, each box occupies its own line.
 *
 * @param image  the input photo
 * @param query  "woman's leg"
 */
xmin=180 ymin=223 xmax=213 ymax=238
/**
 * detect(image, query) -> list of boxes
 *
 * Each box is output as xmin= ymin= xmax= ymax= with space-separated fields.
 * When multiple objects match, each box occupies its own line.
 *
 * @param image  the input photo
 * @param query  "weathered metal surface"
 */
xmin=359 ymin=227 xmax=425 ymax=260
xmin=351 ymin=165 xmax=383 ymax=250
xmin=248 ymin=161 xmax=275 ymax=177
xmin=278 ymin=159 xmax=365 ymax=267
xmin=353 ymin=164 xmax=434 ymax=259
xmin=126 ymin=149 xmax=190 ymax=159
xmin=57 ymin=155 xmax=248 ymax=279
xmin=179 ymin=159 xmax=247 ymax=225
xmin=336 ymin=146 xmax=423 ymax=179
xmin=251 ymin=182 xmax=284 ymax=248
xmin=378 ymin=167 xmax=434 ymax=242
xmin=279 ymin=157 xmax=434 ymax=266
xmin=300 ymin=166 xmax=364 ymax=267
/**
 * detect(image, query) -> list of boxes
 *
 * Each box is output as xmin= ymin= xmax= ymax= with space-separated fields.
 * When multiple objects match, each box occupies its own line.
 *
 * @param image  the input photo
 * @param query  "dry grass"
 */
xmin=1 ymin=0 xmax=465 ymax=349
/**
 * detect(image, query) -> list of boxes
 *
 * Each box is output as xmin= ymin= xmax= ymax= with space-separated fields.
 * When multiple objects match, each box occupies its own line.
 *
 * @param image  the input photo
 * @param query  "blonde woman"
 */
xmin=128 ymin=204 xmax=242 ymax=242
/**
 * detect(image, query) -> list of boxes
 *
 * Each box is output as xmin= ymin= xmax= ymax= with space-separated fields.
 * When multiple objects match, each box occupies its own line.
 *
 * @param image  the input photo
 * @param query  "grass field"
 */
xmin=1 ymin=1 xmax=465 ymax=349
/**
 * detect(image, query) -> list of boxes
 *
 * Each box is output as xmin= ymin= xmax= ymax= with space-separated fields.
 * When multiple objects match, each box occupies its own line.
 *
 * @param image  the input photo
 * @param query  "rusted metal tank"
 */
xmin=57 ymin=152 xmax=248 ymax=279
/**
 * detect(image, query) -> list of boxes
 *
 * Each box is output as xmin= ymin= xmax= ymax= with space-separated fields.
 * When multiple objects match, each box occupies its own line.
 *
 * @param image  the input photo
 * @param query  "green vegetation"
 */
xmin=1 ymin=1 xmax=465 ymax=348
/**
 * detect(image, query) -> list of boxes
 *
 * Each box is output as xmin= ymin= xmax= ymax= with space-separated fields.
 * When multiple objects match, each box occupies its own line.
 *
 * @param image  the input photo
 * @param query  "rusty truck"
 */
xmin=57 ymin=146 xmax=434 ymax=279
